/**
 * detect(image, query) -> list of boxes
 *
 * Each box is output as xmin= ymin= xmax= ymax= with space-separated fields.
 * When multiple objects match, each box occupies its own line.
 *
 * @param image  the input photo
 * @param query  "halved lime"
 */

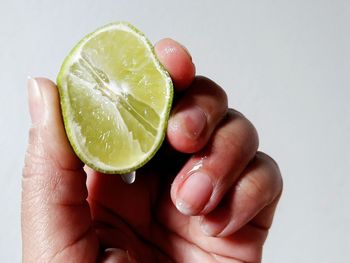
xmin=57 ymin=22 xmax=173 ymax=174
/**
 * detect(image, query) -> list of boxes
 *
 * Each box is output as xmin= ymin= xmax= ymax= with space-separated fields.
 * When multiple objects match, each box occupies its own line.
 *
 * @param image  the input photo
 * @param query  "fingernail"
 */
xmin=104 ymin=248 xmax=132 ymax=262
xmin=27 ymin=77 xmax=44 ymax=124
xmin=199 ymin=216 xmax=231 ymax=237
xmin=176 ymin=172 xmax=213 ymax=215
xmin=200 ymin=218 xmax=218 ymax=236
xmin=171 ymin=106 xmax=207 ymax=140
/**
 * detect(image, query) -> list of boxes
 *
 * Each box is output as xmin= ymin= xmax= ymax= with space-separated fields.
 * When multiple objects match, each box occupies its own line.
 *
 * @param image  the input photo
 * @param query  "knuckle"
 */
xmin=257 ymin=151 xmax=280 ymax=171
xmin=22 ymin=127 xmax=61 ymax=202
xmin=236 ymin=152 xmax=283 ymax=205
xmin=24 ymin=129 xmax=43 ymax=174
xmin=227 ymin=109 xmax=260 ymax=150
xmin=22 ymin=126 xmax=87 ymax=206
xmin=256 ymin=151 xmax=283 ymax=193
xmin=22 ymin=155 xmax=59 ymax=203
xmin=193 ymin=76 xmax=228 ymax=106
xmin=23 ymin=127 xmax=49 ymax=178
xmin=238 ymin=172 xmax=267 ymax=203
xmin=245 ymin=118 xmax=259 ymax=151
xmin=213 ymin=131 xmax=247 ymax=168
xmin=215 ymin=84 xmax=228 ymax=108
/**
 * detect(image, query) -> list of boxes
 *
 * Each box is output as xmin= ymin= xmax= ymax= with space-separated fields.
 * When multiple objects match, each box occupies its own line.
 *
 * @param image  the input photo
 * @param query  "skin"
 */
xmin=22 ymin=38 xmax=283 ymax=263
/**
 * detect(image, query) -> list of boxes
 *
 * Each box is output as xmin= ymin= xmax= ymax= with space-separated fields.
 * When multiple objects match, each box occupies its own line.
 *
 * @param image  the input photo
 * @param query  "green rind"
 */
xmin=57 ymin=22 xmax=173 ymax=174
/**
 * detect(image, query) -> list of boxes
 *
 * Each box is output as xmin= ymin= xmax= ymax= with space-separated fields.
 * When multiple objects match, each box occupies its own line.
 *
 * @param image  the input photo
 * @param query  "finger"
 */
xmin=157 ymin=185 xmax=267 ymax=263
xmin=167 ymin=76 xmax=228 ymax=153
xmin=155 ymin=38 xmax=195 ymax=90
xmin=22 ymin=78 xmax=98 ymax=262
xmin=171 ymin=109 xmax=259 ymax=216
xmin=199 ymin=152 xmax=283 ymax=237
xmin=250 ymin=191 xmax=282 ymax=230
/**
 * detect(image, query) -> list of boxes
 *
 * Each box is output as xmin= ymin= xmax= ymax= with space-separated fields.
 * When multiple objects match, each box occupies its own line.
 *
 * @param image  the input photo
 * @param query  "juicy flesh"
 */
xmin=65 ymin=29 xmax=168 ymax=169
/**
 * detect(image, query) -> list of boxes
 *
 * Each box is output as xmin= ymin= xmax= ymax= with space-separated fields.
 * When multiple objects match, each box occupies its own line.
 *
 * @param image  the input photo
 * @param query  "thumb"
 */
xmin=22 ymin=78 xmax=98 ymax=262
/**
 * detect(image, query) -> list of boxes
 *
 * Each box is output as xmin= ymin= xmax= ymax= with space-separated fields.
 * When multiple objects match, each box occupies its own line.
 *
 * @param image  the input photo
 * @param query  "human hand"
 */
xmin=22 ymin=38 xmax=282 ymax=263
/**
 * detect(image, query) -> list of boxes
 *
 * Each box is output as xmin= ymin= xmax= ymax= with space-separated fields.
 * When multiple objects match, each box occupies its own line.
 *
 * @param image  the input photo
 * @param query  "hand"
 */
xmin=22 ymin=38 xmax=282 ymax=263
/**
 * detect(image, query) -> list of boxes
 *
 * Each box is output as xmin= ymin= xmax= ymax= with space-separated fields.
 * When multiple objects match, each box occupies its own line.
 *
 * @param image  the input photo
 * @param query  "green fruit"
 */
xmin=57 ymin=22 xmax=173 ymax=174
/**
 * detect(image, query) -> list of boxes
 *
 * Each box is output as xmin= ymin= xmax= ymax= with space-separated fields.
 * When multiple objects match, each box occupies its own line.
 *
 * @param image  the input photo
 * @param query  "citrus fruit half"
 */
xmin=57 ymin=22 xmax=173 ymax=174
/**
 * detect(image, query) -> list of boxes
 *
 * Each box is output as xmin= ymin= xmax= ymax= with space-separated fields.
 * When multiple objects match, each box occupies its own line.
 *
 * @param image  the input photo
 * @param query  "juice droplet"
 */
xmin=188 ymin=156 xmax=207 ymax=174
xmin=121 ymin=171 xmax=136 ymax=184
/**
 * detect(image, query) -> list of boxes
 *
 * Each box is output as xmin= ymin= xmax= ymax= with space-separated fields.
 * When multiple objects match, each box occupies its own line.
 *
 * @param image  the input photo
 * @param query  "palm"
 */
xmin=87 ymin=148 xmax=266 ymax=262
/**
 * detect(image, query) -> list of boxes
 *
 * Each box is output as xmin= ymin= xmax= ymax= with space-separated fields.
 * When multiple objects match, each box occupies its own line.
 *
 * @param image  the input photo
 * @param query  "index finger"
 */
xmin=155 ymin=38 xmax=195 ymax=90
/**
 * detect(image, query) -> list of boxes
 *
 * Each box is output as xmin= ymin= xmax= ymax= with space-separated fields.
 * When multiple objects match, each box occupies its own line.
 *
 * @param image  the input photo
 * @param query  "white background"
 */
xmin=1 ymin=0 xmax=349 ymax=262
